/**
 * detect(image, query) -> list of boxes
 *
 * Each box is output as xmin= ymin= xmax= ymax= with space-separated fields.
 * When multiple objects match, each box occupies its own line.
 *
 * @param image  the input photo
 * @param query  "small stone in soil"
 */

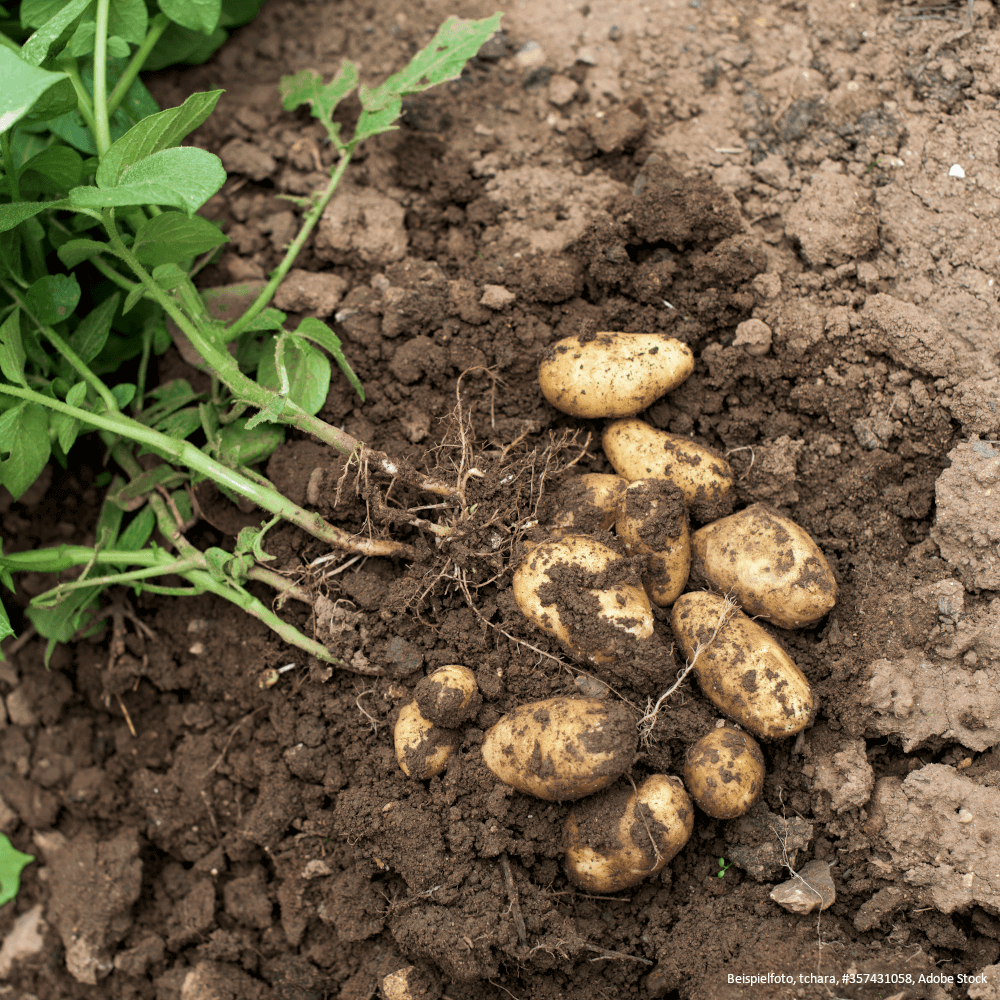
xmin=770 ymin=859 xmax=836 ymax=913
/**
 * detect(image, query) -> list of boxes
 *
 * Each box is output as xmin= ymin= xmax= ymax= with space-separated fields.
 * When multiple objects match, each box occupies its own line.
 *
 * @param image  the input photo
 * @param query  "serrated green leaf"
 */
xmin=257 ymin=333 xmax=330 ymax=416
xmin=74 ymin=146 xmax=226 ymax=213
xmin=20 ymin=0 xmax=93 ymax=64
xmin=133 ymin=211 xmax=228 ymax=266
xmin=352 ymin=98 xmax=403 ymax=145
xmin=96 ymin=89 xmax=222 ymax=186
xmin=159 ymin=0 xmax=222 ymax=34
xmin=57 ymin=238 xmax=109 ymax=267
xmin=0 ymin=402 xmax=50 ymax=501
xmin=0 ymin=832 xmax=34 ymax=906
xmin=0 ymin=200 xmax=62 ymax=236
xmin=0 ymin=48 xmax=69 ymax=134
xmin=0 ymin=309 xmax=27 ymax=387
xmin=280 ymin=61 xmax=358 ymax=127
xmin=295 ymin=316 xmax=365 ymax=401
xmin=18 ymin=144 xmax=83 ymax=190
xmin=244 ymin=393 xmax=285 ymax=430
xmin=69 ymin=293 xmax=119 ymax=364
xmin=25 ymin=273 xmax=80 ymax=325
xmin=217 ymin=416 xmax=284 ymax=465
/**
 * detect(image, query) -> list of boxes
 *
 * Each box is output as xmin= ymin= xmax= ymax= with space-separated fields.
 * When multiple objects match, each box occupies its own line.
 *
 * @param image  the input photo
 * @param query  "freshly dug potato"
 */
xmin=690 ymin=502 xmax=837 ymax=628
xmin=394 ymin=701 xmax=459 ymax=779
xmin=602 ymin=419 xmax=734 ymax=522
xmin=512 ymin=535 xmax=654 ymax=664
xmin=563 ymin=775 xmax=694 ymax=892
xmin=539 ymin=332 xmax=694 ymax=419
xmin=481 ymin=697 xmax=637 ymax=801
xmin=683 ymin=725 xmax=766 ymax=819
xmin=414 ymin=665 xmax=481 ymax=728
xmin=671 ymin=591 xmax=815 ymax=739
xmin=545 ymin=473 xmax=627 ymax=535
xmin=616 ymin=479 xmax=690 ymax=606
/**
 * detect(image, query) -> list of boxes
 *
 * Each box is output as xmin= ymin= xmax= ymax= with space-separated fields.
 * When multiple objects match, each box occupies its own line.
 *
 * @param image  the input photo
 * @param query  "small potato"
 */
xmin=414 ymin=665 xmax=481 ymax=728
xmin=616 ymin=479 xmax=690 ymax=606
xmin=545 ymin=473 xmax=627 ymax=535
xmin=563 ymin=775 xmax=694 ymax=892
xmin=481 ymin=697 xmax=637 ymax=801
xmin=512 ymin=535 xmax=654 ymax=664
xmin=602 ymin=419 xmax=734 ymax=522
xmin=671 ymin=592 xmax=815 ymax=739
xmin=394 ymin=701 xmax=459 ymax=780
xmin=539 ymin=332 xmax=694 ymax=419
xmin=683 ymin=725 xmax=766 ymax=819
xmin=690 ymin=503 xmax=837 ymax=629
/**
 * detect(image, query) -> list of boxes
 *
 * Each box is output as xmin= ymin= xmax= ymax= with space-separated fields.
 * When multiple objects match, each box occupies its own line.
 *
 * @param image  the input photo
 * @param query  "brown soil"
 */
xmin=4 ymin=0 xmax=1000 ymax=996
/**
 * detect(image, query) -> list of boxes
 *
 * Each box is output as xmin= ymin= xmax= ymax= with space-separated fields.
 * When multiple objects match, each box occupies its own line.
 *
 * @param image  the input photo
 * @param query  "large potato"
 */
xmin=394 ymin=702 xmax=459 ymax=780
xmin=512 ymin=535 xmax=654 ymax=664
xmin=671 ymin=591 xmax=815 ymax=739
xmin=414 ymin=665 xmax=481 ymax=728
xmin=544 ymin=473 xmax=627 ymax=535
xmin=690 ymin=503 xmax=837 ymax=628
xmin=539 ymin=332 xmax=694 ymax=419
xmin=616 ymin=479 xmax=690 ymax=606
xmin=563 ymin=775 xmax=694 ymax=891
xmin=481 ymin=697 xmax=637 ymax=801
xmin=683 ymin=725 xmax=765 ymax=818
xmin=602 ymin=419 xmax=734 ymax=522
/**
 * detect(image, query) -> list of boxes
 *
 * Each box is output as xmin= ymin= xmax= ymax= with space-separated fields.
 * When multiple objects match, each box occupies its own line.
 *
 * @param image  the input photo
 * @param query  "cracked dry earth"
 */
xmin=7 ymin=0 xmax=1000 ymax=996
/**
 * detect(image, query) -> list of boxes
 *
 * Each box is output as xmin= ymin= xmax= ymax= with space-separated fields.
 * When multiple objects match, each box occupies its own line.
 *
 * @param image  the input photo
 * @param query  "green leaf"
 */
xmin=18 ymin=144 xmax=83 ymax=190
xmin=69 ymin=293 xmax=119 ymax=364
xmin=295 ymin=316 xmax=365 ymax=401
xmin=122 ymin=284 xmax=145 ymax=315
xmin=73 ymin=146 xmax=226 ymax=213
xmin=19 ymin=0 xmax=93 ymax=64
xmin=237 ymin=308 xmax=285 ymax=335
xmin=219 ymin=0 xmax=264 ymax=27
xmin=115 ymin=505 xmax=155 ymax=553
xmin=150 ymin=262 xmax=188 ymax=290
xmin=0 ymin=604 xmax=14 ymax=651
xmin=279 ymin=61 xmax=358 ymax=143
xmin=107 ymin=34 xmax=131 ymax=58
xmin=66 ymin=381 xmax=88 ymax=406
xmin=96 ymin=89 xmax=222 ymax=187
xmin=65 ymin=19 xmax=97 ymax=56
xmin=144 ymin=22 xmax=226 ymax=71
xmin=51 ymin=410 xmax=80 ymax=453
xmin=0 ymin=309 xmax=27 ymax=387
xmin=159 ymin=0 xmax=222 ymax=34
xmin=25 ymin=273 xmax=80 ymax=325
xmin=0 ymin=48 xmax=69 ymax=134
xmin=0 ymin=229 xmax=24 ymax=283
xmin=0 ymin=833 xmax=34 ymax=907
xmin=133 ymin=211 xmax=228 ymax=266
xmin=57 ymin=237 xmax=109 ymax=267
xmin=352 ymin=99 xmax=403 ymax=145
xmin=155 ymin=404 xmax=201 ymax=439
xmin=257 ymin=333 xmax=330 ymax=416
xmin=0 ymin=200 xmax=62 ymax=236
xmin=109 ymin=0 xmax=148 ymax=44
xmin=0 ymin=402 xmax=50 ymax=501
xmin=217 ymin=415 xmax=284 ymax=465
xmin=110 ymin=383 xmax=136 ymax=408
xmin=244 ymin=392 xmax=285 ymax=430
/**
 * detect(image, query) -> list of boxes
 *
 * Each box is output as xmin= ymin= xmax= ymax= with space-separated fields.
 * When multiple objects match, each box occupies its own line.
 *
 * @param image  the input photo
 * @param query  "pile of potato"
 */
xmin=394 ymin=332 xmax=838 ymax=896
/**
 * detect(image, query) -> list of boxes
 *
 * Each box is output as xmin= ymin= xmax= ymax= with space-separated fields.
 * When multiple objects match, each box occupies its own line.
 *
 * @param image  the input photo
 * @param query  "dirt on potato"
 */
xmin=6 ymin=0 xmax=1000 ymax=997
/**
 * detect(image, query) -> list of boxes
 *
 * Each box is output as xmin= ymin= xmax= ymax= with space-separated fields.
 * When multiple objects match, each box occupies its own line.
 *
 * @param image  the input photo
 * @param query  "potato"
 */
xmin=394 ymin=701 xmax=459 ymax=779
xmin=690 ymin=503 xmax=837 ymax=629
xmin=616 ymin=479 xmax=690 ymax=606
xmin=563 ymin=775 xmax=694 ymax=892
xmin=414 ymin=665 xmax=481 ymax=728
xmin=539 ymin=332 xmax=694 ymax=419
xmin=602 ymin=419 xmax=734 ymax=522
xmin=545 ymin=473 xmax=627 ymax=535
xmin=512 ymin=535 xmax=654 ymax=664
xmin=683 ymin=725 xmax=765 ymax=819
xmin=671 ymin=591 xmax=815 ymax=739
xmin=481 ymin=697 xmax=637 ymax=801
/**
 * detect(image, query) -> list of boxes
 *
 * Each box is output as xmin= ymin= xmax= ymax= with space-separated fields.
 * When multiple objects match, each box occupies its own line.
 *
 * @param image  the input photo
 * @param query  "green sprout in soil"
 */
xmin=716 ymin=857 xmax=734 ymax=878
xmin=0 ymin=832 xmax=34 ymax=906
xmin=0 ymin=5 xmax=504 ymax=669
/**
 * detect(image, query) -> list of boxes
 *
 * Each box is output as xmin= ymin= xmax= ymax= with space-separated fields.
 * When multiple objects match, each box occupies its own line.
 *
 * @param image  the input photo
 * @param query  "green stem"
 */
xmin=0 ymin=381 xmax=413 ymax=559
xmin=92 ymin=0 xmax=112 ymax=158
xmin=246 ymin=565 xmax=313 ymax=605
xmin=107 ymin=12 xmax=170 ymax=116
xmin=227 ymin=149 xmax=354 ymax=337
xmin=59 ymin=57 xmax=98 ymax=137
xmin=34 ymin=558 xmax=202 ymax=603
xmin=134 ymin=317 xmax=155 ymax=414
xmin=2 ymin=545 xmax=165 ymax=573
xmin=1 ymin=131 xmax=19 ymax=201
xmin=0 ymin=31 xmax=21 ymax=54
xmin=91 ymin=254 xmax=140 ymax=293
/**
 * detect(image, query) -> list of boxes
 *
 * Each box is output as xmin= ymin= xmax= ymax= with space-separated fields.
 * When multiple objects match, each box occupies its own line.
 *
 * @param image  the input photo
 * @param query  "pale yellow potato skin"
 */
xmin=683 ymin=725 xmax=766 ymax=819
xmin=690 ymin=502 xmax=837 ymax=629
xmin=563 ymin=775 xmax=694 ymax=892
xmin=414 ymin=664 xmax=481 ymax=728
xmin=549 ymin=473 xmax=627 ymax=534
xmin=602 ymin=419 xmax=734 ymax=522
xmin=394 ymin=701 xmax=458 ymax=779
xmin=512 ymin=535 xmax=654 ymax=664
xmin=671 ymin=592 xmax=815 ymax=739
xmin=616 ymin=479 xmax=691 ymax=606
xmin=481 ymin=697 xmax=637 ymax=801
xmin=539 ymin=332 xmax=694 ymax=419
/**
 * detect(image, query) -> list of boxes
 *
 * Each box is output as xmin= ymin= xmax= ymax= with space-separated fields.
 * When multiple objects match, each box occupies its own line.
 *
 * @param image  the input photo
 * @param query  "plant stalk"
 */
xmin=59 ymin=56 xmax=98 ymax=138
xmin=1 ymin=131 xmax=19 ymax=201
xmin=107 ymin=13 xmax=170 ymax=116
xmin=92 ymin=0 xmax=112 ymax=158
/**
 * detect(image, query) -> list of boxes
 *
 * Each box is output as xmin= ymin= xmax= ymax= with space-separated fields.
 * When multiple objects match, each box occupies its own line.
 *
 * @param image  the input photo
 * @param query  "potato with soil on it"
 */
xmin=683 ymin=725 xmax=766 ymax=818
xmin=616 ymin=479 xmax=690 ymax=606
xmin=481 ymin=696 xmax=637 ymax=801
xmin=538 ymin=331 xmax=694 ymax=419
xmin=671 ymin=592 xmax=815 ymax=740
xmin=602 ymin=419 xmax=734 ymax=522
xmin=543 ymin=473 xmax=628 ymax=535
xmin=414 ymin=665 xmax=481 ymax=728
xmin=394 ymin=701 xmax=460 ymax=780
xmin=512 ymin=534 xmax=654 ymax=664
xmin=563 ymin=775 xmax=694 ymax=892
xmin=690 ymin=502 xmax=837 ymax=629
